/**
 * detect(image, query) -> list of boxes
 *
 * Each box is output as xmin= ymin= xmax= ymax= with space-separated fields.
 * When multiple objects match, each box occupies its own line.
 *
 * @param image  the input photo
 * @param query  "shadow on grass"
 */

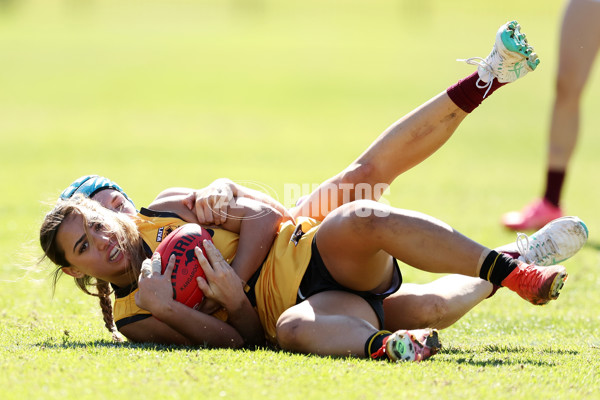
xmin=34 ymin=339 xmax=208 ymax=351
xmin=33 ymin=337 xmax=275 ymax=353
xmin=33 ymin=338 xmax=583 ymax=366
xmin=441 ymin=344 xmax=580 ymax=367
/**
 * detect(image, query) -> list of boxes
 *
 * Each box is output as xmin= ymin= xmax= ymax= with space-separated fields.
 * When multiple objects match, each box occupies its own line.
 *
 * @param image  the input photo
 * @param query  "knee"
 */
xmin=330 ymin=162 xmax=383 ymax=201
xmin=333 ymin=199 xmax=387 ymax=231
xmin=275 ymin=311 xmax=308 ymax=351
xmin=339 ymin=162 xmax=377 ymax=187
xmin=411 ymin=295 xmax=449 ymax=329
xmin=555 ymin=72 xmax=585 ymax=106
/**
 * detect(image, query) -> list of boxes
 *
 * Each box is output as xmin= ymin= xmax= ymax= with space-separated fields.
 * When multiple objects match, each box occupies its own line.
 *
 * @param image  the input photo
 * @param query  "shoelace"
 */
xmin=516 ymin=233 xmax=531 ymax=262
xmin=369 ymin=344 xmax=387 ymax=360
xmin=516 ymin=232 xmax=559 ymax=265
xmin=514 ymin=263 xmax=543 ymax=297
xmin=456 ymin=57 xmax=495 ymax=98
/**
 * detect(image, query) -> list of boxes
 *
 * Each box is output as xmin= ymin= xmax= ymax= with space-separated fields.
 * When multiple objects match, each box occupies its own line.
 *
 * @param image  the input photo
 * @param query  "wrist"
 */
xmin=148 ymin=298 xmax=177 ymax=319
xmin=224 ymin=294 xmax=250 ymax=315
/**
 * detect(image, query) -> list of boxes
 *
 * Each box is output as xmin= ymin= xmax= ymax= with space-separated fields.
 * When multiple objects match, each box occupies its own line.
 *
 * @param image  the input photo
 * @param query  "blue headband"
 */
xmin=60 ymin=175 xmax=135 ymax=207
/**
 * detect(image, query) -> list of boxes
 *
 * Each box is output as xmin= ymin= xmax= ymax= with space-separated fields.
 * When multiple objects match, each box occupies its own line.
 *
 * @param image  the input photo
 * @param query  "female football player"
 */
xmin=40 ymin=22 xmax=587 ymax=362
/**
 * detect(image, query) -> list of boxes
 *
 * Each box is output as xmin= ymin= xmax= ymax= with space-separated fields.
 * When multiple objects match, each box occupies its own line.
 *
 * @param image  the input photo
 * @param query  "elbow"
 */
xmin=219 ymin=334 xmax=245 ymax=349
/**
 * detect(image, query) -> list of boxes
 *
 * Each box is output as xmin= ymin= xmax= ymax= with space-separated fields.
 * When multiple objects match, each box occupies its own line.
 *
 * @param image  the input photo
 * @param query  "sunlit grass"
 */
xmin=1 ymin=0 xmax=599 ymax=399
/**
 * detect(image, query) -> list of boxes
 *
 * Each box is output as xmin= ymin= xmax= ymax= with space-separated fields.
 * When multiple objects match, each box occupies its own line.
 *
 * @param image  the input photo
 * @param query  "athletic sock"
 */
xmin=478 ymin=250 xmax=520 ymax=286
xmin=486 ymin=250 xmax=521 ymax=298
xmin=543 ymin=169 xmax=566 ymax=207
xmin=446 ymin=72 xmax=506 ymax=113
xmin=365 ymin=330 xmax=392 ymax=360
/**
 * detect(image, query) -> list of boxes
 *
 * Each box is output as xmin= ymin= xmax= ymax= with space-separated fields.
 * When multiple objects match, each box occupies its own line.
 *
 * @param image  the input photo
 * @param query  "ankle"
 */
xmin=447 ymin=72 xmax=506 ymax=113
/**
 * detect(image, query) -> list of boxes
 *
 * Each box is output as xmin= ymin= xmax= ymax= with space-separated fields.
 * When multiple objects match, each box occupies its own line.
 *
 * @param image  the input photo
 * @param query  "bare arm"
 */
xmin=120 ymin=302 xmax=245 ymax=348
xmin=224 ymin=179 xmax=294 ymax=224
xmin=130 ymin=254 xmax=246 ymax=347
xmin=149 ymin=190 xmax=283 ymax=284
xmin=132 ymin=249 xmax=265 ymax=347
xmin=151 ymin=178 xmax=294 ymax=226
xmin=220 ymin=196 xmax=282 ymax=283
xmin=195 ymin=241 xmax=265 ymax=347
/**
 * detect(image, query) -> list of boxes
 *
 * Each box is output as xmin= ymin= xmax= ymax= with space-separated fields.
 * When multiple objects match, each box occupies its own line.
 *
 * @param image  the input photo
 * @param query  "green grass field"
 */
xmin=1 ymin=0 xmax=599 ymax=399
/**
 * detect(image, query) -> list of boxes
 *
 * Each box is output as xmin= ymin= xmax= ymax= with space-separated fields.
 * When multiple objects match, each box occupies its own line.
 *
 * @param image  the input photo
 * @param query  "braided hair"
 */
xmin=96 ymin=280 xmax=123 ymax=342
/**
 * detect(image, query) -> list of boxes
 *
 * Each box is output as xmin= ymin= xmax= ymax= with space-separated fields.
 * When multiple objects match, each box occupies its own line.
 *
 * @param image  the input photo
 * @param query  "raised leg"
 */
xmin=292 ymin=21 xmax=540 ymax=222
xmin=291 ymin=92 xmax=467 ymax=220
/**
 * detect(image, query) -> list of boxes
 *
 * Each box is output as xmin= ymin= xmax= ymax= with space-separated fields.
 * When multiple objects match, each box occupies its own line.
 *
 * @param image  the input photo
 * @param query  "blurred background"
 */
xmin=0 ymin=0 xmax=598 ymax=328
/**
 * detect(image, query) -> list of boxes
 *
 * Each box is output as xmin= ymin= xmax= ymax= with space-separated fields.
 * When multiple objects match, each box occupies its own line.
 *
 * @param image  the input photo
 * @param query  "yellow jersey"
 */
xmin=112 ymin=208 xmax=235 ymax=329
xmin=112 ymin=207 xmax=321 ymax=343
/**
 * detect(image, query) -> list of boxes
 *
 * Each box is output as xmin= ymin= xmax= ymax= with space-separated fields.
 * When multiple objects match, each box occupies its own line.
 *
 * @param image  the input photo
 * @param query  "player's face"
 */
xmin=56 ymin=213 xmax=133 ymax=287
xmin=92 ymin=189 xmax=136 ymax=215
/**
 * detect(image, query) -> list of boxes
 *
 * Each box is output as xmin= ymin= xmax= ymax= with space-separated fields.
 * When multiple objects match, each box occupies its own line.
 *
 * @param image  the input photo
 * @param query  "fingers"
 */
xmin=196 ymin=197 xmax=217 ymax=225
xmin=201 ymin=240 xmax=226 ymax=268
xmin=182 ymin=192 xmax=195 ymax=211
xmin=164 ymin=253 xmax=176 ymax=276
xmin=196 ymin=276 xmax=210 ymax=294
xmin=209 ymin=196 xmax=223 ymax=226
xmin=194 ymin=186 xmax=233 ymax=226
xmin=194 ymin=241 xmax=228 ymax=278
xmin=198 ymin=200 xmax=214 ymax=225
xmin=151 ymin=252 xmax=162 ymax=275
xmin=195 ymin=245 xmax=213 ymax=277
xmin=140 ymin=258 xmax=152 ymax=278
xmin=211 ymin=190 xmax=230 ymax=225
xmin=194 ymin=250 xmax=216 ymax=300
xmin=140 ymin=253 xmax=174 ymax=279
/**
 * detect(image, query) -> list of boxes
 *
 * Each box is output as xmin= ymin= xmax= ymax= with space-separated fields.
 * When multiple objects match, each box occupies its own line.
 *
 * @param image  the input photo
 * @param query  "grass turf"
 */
xmin=1 ymin=0 xmax=599 ymax=399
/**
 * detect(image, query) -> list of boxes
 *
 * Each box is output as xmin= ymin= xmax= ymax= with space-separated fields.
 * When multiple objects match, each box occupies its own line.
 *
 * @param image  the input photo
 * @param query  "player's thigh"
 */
xmin=276 ymin=291 xmax=381 ymax=354
xmin=277 ymin=291 xmax=380 ymax=334
xmin=558 ymin=0 xmax=600 ymax=87
xmin=315 ymin=202 xmax=395 ymax=292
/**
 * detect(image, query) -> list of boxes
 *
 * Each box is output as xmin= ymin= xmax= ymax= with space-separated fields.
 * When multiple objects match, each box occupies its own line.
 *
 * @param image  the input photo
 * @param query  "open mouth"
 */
xmin=108 ymin=243 xmax=122 ymax=262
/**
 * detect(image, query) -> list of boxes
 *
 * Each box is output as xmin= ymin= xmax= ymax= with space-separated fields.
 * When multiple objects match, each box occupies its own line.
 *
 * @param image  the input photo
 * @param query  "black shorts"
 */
xmin=296 ymin=236 xmax=402 ymax=329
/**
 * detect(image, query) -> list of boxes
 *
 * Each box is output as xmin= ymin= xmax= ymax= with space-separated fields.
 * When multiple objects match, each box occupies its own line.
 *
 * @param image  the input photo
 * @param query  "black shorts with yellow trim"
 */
xmin=296 ymin=236 xmax=402 ymax=329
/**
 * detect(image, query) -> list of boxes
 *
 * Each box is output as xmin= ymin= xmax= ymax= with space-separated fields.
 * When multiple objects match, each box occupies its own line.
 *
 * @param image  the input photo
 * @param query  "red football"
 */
xmin=155 ymin=224 xmax=213 ymax=309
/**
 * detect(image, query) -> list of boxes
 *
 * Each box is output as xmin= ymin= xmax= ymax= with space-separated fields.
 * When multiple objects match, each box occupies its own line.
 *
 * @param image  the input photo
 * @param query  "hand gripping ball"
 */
xmin=155 ymin=224 xmax=213 ymax=309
